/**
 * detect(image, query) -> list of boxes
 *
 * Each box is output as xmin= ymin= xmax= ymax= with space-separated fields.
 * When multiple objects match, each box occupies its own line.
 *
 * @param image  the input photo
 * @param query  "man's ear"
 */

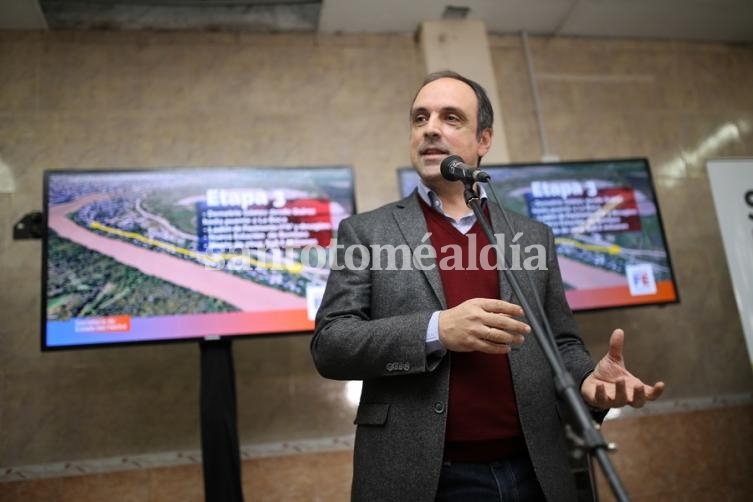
xmin=477 ymin=128 xmax=493 ymax=157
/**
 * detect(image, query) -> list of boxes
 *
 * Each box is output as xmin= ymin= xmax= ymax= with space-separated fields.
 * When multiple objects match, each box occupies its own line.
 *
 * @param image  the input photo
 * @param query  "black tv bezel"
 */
xmin=41 ymin=165 xmax=357 ymax=352
xmin=396 ymin=157 xmax=680 ymax=315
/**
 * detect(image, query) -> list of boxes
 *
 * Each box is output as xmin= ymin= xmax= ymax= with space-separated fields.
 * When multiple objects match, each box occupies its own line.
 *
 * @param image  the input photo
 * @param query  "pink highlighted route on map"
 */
xmin=48 ymin=195 xmax=306 ymax=312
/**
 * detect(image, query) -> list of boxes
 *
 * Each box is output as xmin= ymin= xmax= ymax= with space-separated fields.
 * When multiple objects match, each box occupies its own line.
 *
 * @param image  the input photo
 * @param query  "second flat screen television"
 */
xmin=398 ymin=158 xmax=679 ymax=312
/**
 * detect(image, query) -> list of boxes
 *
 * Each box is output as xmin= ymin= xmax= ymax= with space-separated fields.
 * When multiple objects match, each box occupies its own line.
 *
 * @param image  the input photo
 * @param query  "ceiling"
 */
xmin=1 ymin=0 xmax=753 ymax=43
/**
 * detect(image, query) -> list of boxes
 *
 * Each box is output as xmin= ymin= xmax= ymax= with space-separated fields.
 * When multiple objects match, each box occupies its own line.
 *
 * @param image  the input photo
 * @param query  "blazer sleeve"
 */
xmin=540 ymin=226 xmax=609 ymax=422
xmin=542 ymin=226 xmax=596 ymax=385
xmin=310 ymin=217 xmax=437 ymax=381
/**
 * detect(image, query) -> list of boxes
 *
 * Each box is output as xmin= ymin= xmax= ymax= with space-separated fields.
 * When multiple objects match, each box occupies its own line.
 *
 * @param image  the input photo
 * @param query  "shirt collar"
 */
xmin=416 ymin=180 xmax=488 ymax=218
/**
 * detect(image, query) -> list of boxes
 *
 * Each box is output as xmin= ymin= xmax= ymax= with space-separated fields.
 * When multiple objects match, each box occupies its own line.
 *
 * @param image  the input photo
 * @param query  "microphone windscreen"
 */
xmin=440 ymin=155 xmax=466 ymax=181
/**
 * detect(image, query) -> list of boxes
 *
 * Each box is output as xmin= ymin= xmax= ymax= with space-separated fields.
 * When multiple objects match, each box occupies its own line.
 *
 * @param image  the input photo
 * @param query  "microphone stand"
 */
xmin=462 ymin=181 xmax=630 ymax=502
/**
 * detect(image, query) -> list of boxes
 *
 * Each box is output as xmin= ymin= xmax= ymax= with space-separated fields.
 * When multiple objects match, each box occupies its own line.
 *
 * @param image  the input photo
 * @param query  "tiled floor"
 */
xmin=1 ymin=404 xmax=751 ymax=501
xmin=0 ymin=450 xmax=352 ymax=502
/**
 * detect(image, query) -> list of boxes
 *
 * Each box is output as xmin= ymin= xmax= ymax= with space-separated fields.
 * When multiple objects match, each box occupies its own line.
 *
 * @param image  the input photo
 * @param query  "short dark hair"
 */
xmin=411 ymin=70 xmax=494 ymax=140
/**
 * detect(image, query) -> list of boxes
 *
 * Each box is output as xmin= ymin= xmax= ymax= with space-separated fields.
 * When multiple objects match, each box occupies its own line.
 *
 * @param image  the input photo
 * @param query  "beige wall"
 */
xmin=0 ymin=30 xmax=426 ymax=466
xmin=490 ymin=35 xmax=753 ymax=398
xmin=1 ymin=29 xmax=752 ymax=489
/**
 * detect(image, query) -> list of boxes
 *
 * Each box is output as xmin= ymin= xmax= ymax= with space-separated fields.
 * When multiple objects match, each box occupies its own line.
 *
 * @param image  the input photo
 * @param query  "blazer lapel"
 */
xmin=392 ymin=194 xmax=517 ymax=308
xmin=393 ymin=193 xmax=447 ymax=309
xmin=488 ymin=202 xmax=515 ymax=303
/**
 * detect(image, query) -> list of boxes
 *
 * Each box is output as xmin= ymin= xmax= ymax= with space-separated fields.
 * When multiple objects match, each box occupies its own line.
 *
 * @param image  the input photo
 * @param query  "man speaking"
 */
xmin=311 ymin=71 xmax=664 ymax=502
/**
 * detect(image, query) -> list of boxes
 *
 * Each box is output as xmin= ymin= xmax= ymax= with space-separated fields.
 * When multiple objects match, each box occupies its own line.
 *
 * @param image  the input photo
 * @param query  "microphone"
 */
xmin=440 ymin=155 xmax=491 ymax=183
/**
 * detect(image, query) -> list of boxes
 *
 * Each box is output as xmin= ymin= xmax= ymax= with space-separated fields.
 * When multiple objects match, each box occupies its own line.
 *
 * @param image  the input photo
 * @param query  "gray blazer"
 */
xmin=312 ymin=193 xmax=596 ymax=502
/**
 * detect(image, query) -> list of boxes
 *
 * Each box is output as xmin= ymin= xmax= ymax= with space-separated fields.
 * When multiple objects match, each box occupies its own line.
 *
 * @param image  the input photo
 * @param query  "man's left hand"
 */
xmin=580 ymin=329 xmax=665 ymax=410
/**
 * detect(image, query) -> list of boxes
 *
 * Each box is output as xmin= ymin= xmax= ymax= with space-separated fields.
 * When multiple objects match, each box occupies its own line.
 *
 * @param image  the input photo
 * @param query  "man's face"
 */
xmin=409 ymin=77 xmax=492 ymax=185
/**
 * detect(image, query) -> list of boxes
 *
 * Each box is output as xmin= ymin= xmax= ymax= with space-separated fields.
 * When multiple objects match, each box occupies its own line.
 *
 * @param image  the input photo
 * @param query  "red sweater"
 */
xmin=421 ymin=201 xmax=525 ymax=462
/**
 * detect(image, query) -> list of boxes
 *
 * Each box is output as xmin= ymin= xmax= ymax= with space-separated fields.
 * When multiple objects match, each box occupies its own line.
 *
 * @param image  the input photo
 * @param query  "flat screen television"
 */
xmin=397 ymin=158 xmax=679 ymax=312
xmin=43 ymin=166 xmax=355 ymax=350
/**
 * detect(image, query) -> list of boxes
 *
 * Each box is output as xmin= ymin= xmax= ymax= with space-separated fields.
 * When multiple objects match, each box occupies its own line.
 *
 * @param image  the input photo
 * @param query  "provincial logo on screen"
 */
xmin=625 ymin=263 xmax=658 ymax=296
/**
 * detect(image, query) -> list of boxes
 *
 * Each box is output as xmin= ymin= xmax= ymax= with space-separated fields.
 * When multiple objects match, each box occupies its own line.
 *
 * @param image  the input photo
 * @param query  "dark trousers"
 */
xmin=436 ymin=455 xmax=546 ymax=502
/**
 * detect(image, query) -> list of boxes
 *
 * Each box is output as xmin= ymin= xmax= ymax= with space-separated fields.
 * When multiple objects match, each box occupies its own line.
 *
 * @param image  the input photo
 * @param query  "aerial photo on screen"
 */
xmin=44 ymin=167 xmax=353 ymax=348
xmin=487 ymin=160 xmax=676 ymax=308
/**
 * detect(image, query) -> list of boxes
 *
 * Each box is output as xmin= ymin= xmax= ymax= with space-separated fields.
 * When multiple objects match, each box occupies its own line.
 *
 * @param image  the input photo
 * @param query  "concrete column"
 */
xmin=418 ymin=19 xmax=510 ymax=163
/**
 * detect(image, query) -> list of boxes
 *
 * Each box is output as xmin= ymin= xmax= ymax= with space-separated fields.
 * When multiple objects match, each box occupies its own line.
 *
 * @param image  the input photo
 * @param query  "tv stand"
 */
xmin=199 ymin=338 xmax=244 ymax=502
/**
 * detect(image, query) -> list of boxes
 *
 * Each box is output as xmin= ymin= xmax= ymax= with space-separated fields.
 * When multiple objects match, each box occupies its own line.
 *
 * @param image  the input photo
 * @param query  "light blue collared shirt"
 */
xmin=416 ymin=181 xmax=488 ymax=357
xmin=416 ymin=181 xmax=488 ymax=235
